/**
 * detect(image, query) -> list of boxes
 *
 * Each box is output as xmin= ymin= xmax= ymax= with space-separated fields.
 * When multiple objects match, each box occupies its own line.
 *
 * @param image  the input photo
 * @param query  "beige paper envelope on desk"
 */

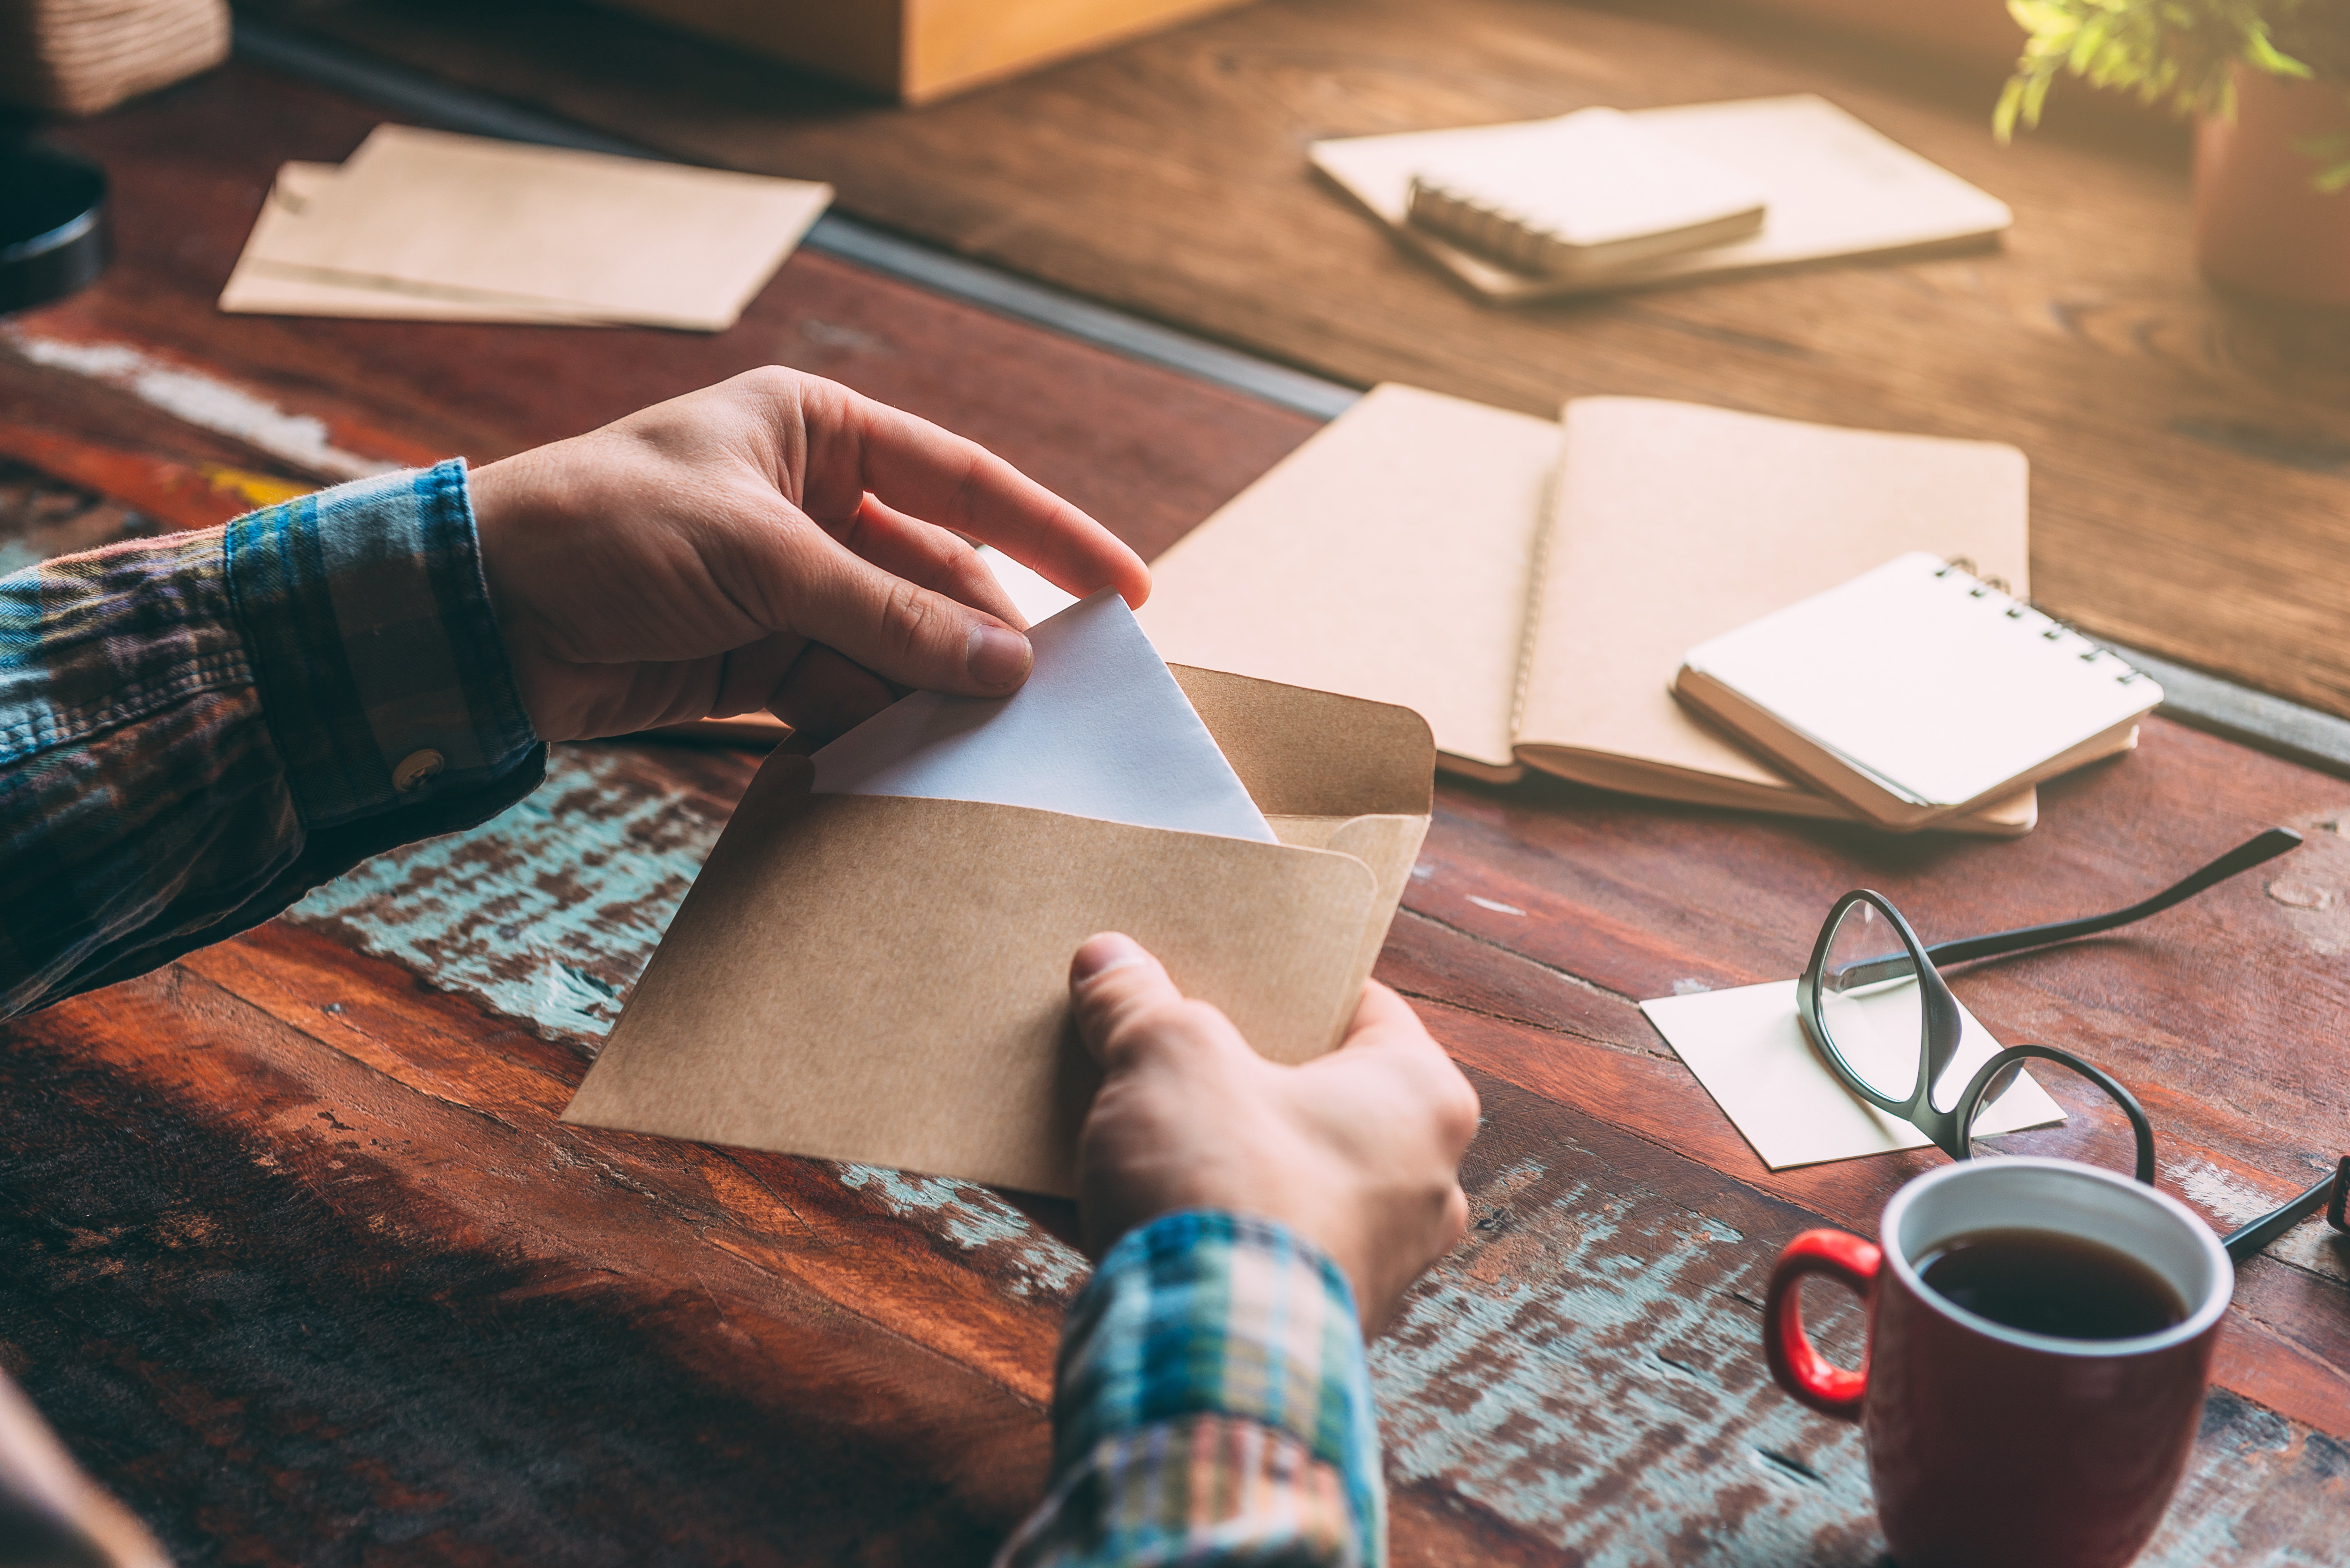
xmin=564 ymin=653 xmax=1434 ymax=1196
xmin=222 ymin=163 xmax=602 ymax=323
xmin=250 ymin=125 xmax=832 ymax=331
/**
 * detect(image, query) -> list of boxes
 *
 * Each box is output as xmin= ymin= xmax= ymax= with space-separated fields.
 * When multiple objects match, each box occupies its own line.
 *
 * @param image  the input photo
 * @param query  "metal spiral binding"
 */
xmin=1934 ymin=555 xmax=2143 ymax=684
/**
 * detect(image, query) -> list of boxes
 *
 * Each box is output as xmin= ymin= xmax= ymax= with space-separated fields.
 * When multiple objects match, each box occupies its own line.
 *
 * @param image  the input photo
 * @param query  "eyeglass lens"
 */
xmin=1818 ymin=900 xmax=1923 ymax=1103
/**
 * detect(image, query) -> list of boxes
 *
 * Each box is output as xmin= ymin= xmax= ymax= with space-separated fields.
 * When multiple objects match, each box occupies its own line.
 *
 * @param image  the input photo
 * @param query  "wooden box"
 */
xmin=591 ymin=0 xmax=1256 ymax=103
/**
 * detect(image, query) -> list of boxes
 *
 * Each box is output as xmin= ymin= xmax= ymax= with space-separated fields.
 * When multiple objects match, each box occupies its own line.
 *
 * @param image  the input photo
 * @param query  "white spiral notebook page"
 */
xmin=1681 ymin=554 xmax=2162 ymax=811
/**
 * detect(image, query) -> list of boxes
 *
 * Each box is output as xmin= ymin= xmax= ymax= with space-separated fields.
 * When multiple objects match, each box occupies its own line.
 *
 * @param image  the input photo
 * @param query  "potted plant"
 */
xmin=1999 ymin=0 xmax=2350 ymax=306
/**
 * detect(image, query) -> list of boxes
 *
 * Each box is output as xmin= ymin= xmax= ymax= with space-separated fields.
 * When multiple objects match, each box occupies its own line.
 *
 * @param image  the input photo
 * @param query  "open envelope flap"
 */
xmin=1174 ymin=665 xmax=1435 ymax=1014
xmin=1172 ymin=665 xmax=1433 ymax=818
xmin=565 ymin=757 xmax=1384 ymax=1196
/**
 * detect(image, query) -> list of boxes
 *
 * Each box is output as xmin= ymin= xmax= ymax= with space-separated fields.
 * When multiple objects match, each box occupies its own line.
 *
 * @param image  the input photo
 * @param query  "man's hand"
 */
xmin=468 ymin=368 xmax=1150 ymax=742
xmin=1068 ymin=933 xmax=1480 ymax=1330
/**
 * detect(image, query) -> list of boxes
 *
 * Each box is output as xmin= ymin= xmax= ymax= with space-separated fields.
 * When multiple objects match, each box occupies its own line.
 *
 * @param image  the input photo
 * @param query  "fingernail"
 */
xmin=967 ymin=622 xmax=1032 ymax=690
xmin=1072 ymin=933 xmax=1148 ymax=984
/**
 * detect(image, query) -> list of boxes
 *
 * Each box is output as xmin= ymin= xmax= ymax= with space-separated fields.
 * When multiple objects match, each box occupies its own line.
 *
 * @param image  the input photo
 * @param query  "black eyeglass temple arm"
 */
xmin=1921 ymin=828 xmax=2302 ymax=970
xmin=2222 ymin=1168 xmax=2342 ymax=1264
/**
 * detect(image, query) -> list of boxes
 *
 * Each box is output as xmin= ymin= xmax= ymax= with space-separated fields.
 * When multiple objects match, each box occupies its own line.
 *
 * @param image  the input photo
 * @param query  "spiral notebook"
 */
xmin=1403 ymin=107 xmax=1768 ymax=276
xmin=1138 ymin=388 xmax=2066 ymax=836
xmin=1676 ymin=554 xmax=2163 ymax=831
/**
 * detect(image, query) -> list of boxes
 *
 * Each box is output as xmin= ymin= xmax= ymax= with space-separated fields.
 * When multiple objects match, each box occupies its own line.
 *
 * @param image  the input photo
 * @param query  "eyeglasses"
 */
xmin=1797 ymin=827 xmax=2350 ymax=1263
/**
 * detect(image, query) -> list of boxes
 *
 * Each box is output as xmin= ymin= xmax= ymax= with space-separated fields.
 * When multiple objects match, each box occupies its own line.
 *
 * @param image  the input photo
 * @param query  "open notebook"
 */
xmin=1137 ymin=386 xmax=2078 ymax=836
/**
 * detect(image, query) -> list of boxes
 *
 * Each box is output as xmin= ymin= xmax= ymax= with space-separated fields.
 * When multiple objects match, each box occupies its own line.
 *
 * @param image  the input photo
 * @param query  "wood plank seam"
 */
xmin=1386 ymin=906 xmax=1670 ymax=1053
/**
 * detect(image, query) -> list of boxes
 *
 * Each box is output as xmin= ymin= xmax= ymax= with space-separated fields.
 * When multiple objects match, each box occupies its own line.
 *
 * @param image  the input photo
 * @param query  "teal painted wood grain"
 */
xmin=1392 ymin=1129 xmax=2347 ymax=1565
xmin=290 ymin=745 xmax=724 ymax=1041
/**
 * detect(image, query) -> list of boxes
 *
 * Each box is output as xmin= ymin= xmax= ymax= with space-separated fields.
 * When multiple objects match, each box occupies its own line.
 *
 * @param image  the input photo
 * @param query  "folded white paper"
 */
xmin=975 ymin=544 xmax=1081 ymax=625
xmin=1640 ymin=978 xmax=2064 ymax=1169
xmin=810 ymin=590 xmax=1277 ymax=843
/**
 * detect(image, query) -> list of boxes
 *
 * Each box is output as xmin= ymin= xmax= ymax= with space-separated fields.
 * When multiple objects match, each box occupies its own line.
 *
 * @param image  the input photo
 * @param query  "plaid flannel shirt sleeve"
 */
xmin=0 ymin=460 xmax=543 ymax=1018
xmin=998 ymin=1210 xmax=1386 ymax=1568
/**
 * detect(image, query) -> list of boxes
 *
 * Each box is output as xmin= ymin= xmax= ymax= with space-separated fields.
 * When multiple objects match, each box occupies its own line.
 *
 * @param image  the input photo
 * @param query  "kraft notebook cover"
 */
xmin=1310 ymin=94 xmax=2012 ymax=303
xmin=1137 ymin=385 xmax=2051 ymax=836
xmin=564 ymin=603 xmax=1434 ymax=1196
xmin=1404 ymin=106 xmax=1768 ymax=276
xmin=1677 ymin=553 xmax=2160 ymax=830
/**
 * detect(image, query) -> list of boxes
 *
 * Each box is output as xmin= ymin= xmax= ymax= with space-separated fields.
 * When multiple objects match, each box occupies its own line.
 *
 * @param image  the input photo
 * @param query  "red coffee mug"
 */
xmin=1766 ymin=1158 xmax=2231 ymax=1568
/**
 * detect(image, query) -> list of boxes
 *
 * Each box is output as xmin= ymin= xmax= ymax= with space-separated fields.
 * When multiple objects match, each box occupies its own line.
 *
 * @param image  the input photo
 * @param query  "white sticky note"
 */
xmin=1639 ymin=979 xmax=2064 ymax=1170
xmin=810 ymin=590 xmax=1276 ymax=843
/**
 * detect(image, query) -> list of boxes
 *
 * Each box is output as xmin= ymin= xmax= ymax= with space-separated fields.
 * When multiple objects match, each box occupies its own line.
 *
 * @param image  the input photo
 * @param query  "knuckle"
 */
xmin=881 ymin=577 xmax=938 ymax=660
xmin=1103 ymin=995 xmax=1216 ymax=1064
xmin=1434 ymin=1070 xmax=1482 ymax=1146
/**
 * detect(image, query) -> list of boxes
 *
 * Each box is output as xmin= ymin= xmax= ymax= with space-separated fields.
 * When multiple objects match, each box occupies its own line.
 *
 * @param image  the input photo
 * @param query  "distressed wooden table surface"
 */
xmin=2 ymin=59 xmax=2346 ymax=1568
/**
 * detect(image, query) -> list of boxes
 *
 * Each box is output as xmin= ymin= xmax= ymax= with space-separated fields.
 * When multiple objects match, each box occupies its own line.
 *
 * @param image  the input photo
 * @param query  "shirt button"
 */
xmin=393 ymin=748 xmax=446 ymax=793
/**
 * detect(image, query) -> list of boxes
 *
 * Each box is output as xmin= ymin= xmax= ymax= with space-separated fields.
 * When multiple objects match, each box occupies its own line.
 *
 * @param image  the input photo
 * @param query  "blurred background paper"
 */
xmin=1640 ymin=979 xmax=2063 ymax=1169
xmin=810 ymin=590 xmax=1277 ymax=844
xmin=221 ymin=163 xmax=598 ymax=322
xmin=220 ymin=126 xmax=832 ymax=330
xmin=1313 ymin=95 xmax=2011 ymax=304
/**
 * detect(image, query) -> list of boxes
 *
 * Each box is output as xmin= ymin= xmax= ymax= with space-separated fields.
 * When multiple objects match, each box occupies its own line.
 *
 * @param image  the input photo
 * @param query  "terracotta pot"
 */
xmin=2195 ymin=65 xmax=2350 ymax=306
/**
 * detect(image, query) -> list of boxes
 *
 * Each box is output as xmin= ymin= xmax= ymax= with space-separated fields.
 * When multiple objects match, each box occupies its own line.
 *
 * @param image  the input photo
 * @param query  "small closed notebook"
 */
xmin=1405 ymin=107 xmax=1767 ymax=275
xmin=1675 ymin=554 xmax=2163 ymax=831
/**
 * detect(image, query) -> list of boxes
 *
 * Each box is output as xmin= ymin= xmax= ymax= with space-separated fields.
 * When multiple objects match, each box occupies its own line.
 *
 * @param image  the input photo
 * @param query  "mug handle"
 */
xmin=1764 ymin=1229 xmax=1882 ymax=1421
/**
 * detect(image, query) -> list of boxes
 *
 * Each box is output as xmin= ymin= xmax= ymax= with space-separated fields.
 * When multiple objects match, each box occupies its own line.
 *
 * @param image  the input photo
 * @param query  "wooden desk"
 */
xmin=241 ymin=0 xmax=2350 ymax=732
xmin=2 ymin=59 xmax=2345 ymax=1567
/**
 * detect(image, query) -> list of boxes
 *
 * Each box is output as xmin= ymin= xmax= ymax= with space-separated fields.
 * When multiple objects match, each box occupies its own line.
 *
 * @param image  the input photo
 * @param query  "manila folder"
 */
xmin=563 ymin=668 xmax=1434 ymax=1196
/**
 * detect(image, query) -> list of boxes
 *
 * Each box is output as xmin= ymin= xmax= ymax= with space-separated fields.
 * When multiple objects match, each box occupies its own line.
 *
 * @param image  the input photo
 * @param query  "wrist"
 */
xmin=1054 ymin=1210 xmax=1384 ymax=1558
xmin=224 ymin=459 xmax=540 ymax=828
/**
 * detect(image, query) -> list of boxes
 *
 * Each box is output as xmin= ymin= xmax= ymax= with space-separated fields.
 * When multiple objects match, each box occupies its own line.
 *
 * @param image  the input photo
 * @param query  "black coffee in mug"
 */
xmin=1914 ymin=1226 xmax=2188 ymax=1340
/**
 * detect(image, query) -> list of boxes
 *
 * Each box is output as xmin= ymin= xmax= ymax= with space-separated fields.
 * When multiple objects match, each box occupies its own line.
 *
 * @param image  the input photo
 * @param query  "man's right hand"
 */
xmin=1067 ymin=933 xmax=1481 ymax=1331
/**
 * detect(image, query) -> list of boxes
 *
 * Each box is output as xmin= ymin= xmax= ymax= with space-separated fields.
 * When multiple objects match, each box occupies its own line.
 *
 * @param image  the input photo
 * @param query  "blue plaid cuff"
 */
xmin=224 ymin=460 xmax=539 ymax=828
xmin=1045 ymin=1210 xmax=1384 ymax=1565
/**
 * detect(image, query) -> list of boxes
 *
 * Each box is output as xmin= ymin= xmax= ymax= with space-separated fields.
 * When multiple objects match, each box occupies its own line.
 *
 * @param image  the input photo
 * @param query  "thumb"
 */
xmin=1069 ymin=933 xmax=1183 ymax=1071
xmin=793 ymin=537 xmax=1035 ymax=698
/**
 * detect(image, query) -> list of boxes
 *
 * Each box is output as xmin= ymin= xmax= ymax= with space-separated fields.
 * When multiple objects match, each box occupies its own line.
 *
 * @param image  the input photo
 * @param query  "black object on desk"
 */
xmin=1 ymin=133 xmax=109 ymax=312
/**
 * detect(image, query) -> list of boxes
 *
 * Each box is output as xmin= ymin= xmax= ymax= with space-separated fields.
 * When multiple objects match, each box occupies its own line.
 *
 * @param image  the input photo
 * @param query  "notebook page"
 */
xmin=1683 ymin=554 xmax=2161 ymax=809
xmin=1518 ymin=398 xmax=2029 ymax=801
xmin=1137 ymin=384 xmax=1554 ymax=774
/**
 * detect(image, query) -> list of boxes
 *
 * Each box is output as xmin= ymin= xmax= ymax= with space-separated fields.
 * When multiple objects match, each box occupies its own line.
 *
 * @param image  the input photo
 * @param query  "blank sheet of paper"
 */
xmin=251 ymin=126 xmax=832 ymax=331
xmin=1640 ymin=979 xmax=2063 ymax=1169
xmin=810 ymin=591 xmax=1277 ymax=843
xmin=221 ymin=163 xmax=601 ymax=323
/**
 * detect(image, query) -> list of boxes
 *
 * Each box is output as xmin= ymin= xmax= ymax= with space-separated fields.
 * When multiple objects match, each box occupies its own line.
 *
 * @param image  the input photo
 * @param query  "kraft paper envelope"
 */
xmin=251 ymin=125 xmax=833 ymax=331
xmin=563 ymin=666 xmax=1435 ymax=1195
xmin=221 ymin=163 xmax=601 ymax=323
